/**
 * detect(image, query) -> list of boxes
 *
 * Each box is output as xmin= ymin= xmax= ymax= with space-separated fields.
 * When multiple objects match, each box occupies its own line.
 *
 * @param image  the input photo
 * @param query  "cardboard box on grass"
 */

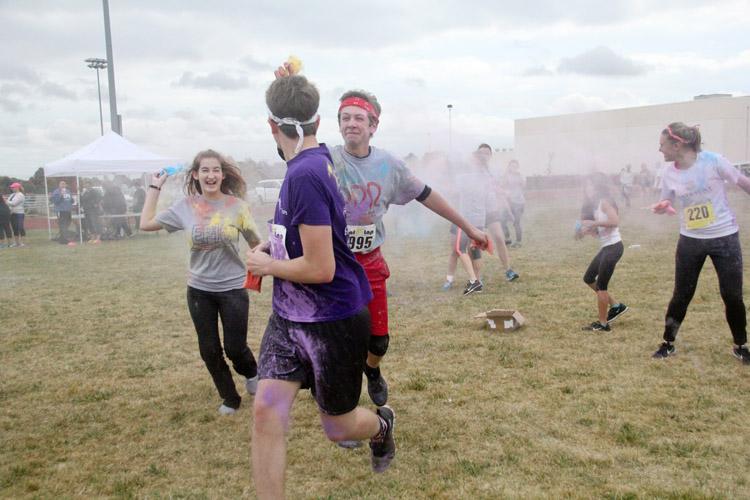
xmin=475 ymin=309 xmax=525 ymax=332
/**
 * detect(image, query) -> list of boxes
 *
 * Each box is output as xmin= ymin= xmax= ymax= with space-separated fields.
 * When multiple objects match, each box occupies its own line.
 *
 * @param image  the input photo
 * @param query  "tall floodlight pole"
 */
xmin=447 ymin=104 xmax=453 ymax=155
xmin=85 ymin=58 xmax=107 ymax=135
xmin=102 ymin=0 xmax=120 ymax=134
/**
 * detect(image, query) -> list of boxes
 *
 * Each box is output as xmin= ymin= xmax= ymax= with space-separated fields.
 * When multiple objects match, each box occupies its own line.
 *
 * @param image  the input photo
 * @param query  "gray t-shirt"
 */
xmin=328 ymin=145 xmax=426 ymax=252
xmin=156 ymin=195 xmax=260 ymax=292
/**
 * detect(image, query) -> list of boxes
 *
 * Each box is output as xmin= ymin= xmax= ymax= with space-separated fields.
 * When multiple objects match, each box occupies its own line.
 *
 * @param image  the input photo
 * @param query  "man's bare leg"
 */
xmin=252 ymin=379 xmax=300 ymax=500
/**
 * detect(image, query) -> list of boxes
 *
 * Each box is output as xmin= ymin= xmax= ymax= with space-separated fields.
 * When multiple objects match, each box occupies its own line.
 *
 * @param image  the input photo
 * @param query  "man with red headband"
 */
xmin=329 ymin=89 xmax=488 ymax=409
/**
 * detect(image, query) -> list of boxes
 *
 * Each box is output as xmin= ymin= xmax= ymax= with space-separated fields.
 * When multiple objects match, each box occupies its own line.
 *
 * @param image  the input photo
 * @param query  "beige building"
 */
xmin=514 ymin=95 xmax=750 ymax=176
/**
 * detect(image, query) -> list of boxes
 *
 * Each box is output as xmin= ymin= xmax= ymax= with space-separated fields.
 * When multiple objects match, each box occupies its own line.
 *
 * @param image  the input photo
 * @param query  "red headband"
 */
xmin=339 ymin=97 xmax=379 ymax=119
xmin=665 ymin=125 xmax=689 ymax=144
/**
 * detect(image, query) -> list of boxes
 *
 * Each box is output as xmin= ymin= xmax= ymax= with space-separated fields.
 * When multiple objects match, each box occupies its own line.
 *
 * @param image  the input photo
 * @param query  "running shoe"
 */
xmin=510 ymin=241 xmax=522 ymax=248
xmin=218 ymin=404 xmax=237 ymax=416
xmin=463 ymin=280 xmax=483 ymax=295
xmin=652 ymin=342 xmax=676 ymax=359
xmin=367 ymin=372 xmax=388 ymax=406
xmin=505 ymin=269 xmax=520 ymax=282
xmin=607 ymin=303 xmax=629 ymax=323
xmin=581 ymin=321 xmax=611 ymax=332
xmin=246 ymin=375 xmax=258 ymax=395
xmin=369 ymin=406 xmax=396 ymax=473
xmin=732 ymin=345 xmax=750 ymax=365
xmin=441 ymin=280 xmax=454 ymax=291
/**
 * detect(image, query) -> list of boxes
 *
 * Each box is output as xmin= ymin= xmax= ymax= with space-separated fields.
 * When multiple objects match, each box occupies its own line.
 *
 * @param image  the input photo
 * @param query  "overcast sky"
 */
xmin=1 ymin=0 xmax=749 ymax=178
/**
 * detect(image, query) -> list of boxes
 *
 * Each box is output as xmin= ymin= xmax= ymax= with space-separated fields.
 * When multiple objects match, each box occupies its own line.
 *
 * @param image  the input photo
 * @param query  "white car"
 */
xmin=253 ymin=179 xmax=283 ymax=204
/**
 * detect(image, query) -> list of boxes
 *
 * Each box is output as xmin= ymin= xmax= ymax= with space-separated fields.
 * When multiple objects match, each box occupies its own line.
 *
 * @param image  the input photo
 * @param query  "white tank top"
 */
xmin=595 ymin=200 xmax=621 ymax=247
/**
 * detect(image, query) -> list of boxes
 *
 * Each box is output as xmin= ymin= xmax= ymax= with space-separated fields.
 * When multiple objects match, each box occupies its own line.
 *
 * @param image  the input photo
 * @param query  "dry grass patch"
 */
xmin=2 ymin=192 xmax=749 ymax=498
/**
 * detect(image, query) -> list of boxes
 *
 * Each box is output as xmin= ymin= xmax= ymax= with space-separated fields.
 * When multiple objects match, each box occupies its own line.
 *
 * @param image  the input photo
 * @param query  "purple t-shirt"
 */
xmin=270 ymin=144 xmax=372 ymax=323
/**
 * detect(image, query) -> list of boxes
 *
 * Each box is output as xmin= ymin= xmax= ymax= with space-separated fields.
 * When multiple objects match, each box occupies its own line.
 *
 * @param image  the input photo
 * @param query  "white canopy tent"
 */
xmin=44 ymin=132 xmax=181 ymax=243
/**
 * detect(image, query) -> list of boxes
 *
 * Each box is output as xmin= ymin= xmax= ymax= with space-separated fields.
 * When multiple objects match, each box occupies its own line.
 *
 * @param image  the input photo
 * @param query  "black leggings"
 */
xmin=501 ymin=202 xmax=524 ymax=242
xmin=0 ymin=219 xmax=12 ymax=240
xmin=187 ymin=286 xmax=257 ymax=409
xmin=664 ymin=232 xmax=746 ymax=345
xmin=583 ymin=241 xmax=624 ymax=291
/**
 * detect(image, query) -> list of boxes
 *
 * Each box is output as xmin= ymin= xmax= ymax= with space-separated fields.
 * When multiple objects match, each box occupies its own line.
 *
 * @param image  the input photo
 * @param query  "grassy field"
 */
xmin=2 ymin=191 xmax=750 ymax=499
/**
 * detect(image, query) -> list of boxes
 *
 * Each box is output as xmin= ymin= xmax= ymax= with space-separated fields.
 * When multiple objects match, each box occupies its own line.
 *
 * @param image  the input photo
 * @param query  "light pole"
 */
xmin=102 ymin=0 xmax=121 ymax=134
xmin=85 ymin=58 xmax=107 ymax=135
xmin=447 ymin=104 xmax=453 ymax=155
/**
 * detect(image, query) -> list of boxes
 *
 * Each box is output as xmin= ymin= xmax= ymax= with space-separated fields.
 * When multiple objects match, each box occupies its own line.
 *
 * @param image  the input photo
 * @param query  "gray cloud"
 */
xmin=240 ymin=55 xmax=274 ymax=72
xmin=39 ymin=81 xmax=78 ymax=100
xmin=523 ymin=65 xmax=554 ymax=76
xmin=558 ymin=46 xmax=649 ymax=76
xmin=174 ymin=71 xmax=249 ymax=90
xmin=0 ymin=63 xmax=41 ymax=84
xmin=0 ymin=96 xmax=24 ymax=113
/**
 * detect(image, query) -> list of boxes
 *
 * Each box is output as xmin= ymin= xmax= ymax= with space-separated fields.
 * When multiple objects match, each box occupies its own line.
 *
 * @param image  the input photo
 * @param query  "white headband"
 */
xmin=269 ymin=112 xmax=319 ymax=154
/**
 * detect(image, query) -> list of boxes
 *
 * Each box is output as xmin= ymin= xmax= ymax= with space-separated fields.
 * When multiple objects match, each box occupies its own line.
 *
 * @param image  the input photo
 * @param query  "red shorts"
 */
xmin=355 ymin=247 xmax=391 ymax=336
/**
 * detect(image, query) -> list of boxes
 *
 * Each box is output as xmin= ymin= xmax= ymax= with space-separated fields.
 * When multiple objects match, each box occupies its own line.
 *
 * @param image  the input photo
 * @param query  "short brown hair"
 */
xmin=662 ymin=122 xmax=702 ymax=152
xmin=186 ymin=149 xmax=247 ymax=199
xmin=338 ymin=89 xmax=381 ymax=126
xmin=265 ymin=76 xmax=319 ymax=139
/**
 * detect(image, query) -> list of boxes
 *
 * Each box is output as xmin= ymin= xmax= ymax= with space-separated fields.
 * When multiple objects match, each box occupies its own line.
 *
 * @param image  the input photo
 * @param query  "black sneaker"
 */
xmin=367 ymin=372 xmax=388 ymax=406
xmin=581 ymin=321 xmax=611 ymax=332
xmin=463 ymin=280 xmax=483 ymax=295
xmin=652 ymin=342 xmax=676 ymax=359
xmin=369 ymin=406 xmax=395 ymax=473
xmin=732 ymin=345 xmax=750 ymax=365
xmin=607 ymin=303 xmax=629 ymax=323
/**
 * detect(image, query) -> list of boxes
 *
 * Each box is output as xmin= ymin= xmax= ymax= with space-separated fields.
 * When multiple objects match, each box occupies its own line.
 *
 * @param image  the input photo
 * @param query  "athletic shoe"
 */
xmin=369 ymin=406 xmax=396 ymax=473
xmin=732 ymin=345 xmax=750 ymax=365
xmin=581 ymin=321 xmax=611 ymax=332
xmin=505 ymin=269 xmax=519 ymax=282
xmin=218 ymin=404 xmax=237 ymax=416
xmin=367 ymin=372 xmax=388 ymax=406
xmin=607 ymin=303 xmax=629 ymax=323
xmin=510 ymin=241 xmax=522 ymax=248
xmin=246 ymin=375 xmax=258 ymax=395
xmin=652 ymin=342 xmax=676 ymax=359
xmin=337 ymin=440 xmax=363 ymax=449
xmin=441 ymin=280 xmax=454 ymax=291
xmin=463 ymin=280 xmax=483 ymax=295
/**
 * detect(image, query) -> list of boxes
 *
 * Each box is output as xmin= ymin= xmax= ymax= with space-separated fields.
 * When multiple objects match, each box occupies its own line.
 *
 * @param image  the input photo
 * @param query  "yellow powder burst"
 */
xmin=287 ymin=55 xmax=303 ymax=75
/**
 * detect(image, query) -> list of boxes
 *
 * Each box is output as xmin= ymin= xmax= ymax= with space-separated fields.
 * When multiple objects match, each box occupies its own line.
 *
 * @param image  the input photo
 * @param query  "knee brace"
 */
xmin=368 ymin=334 xmax=390 ymax=357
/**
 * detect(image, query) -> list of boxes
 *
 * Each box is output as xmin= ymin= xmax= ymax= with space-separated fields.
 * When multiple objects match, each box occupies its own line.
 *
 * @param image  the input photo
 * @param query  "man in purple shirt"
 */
xmin=247 ymin=74 xmax=396 ymax=498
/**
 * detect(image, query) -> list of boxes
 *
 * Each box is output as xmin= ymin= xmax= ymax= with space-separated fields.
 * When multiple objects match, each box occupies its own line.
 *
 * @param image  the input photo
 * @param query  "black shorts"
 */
xmin=485 ymin=210 xmax=503 ymax=226
xmin=583 ymin=241 xmax=624 ymax=291
xmin=258 ymin=308 xmax=371 ymax=416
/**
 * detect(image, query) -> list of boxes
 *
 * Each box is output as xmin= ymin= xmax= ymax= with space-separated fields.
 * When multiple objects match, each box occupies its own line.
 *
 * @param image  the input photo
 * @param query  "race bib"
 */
xmin=346 ymin=224 xmax=376 ymax=253
xmin=268 ymin=223 xmax=289 ymax=260
xmin=684 ymin=202 xmax=715 ymax=230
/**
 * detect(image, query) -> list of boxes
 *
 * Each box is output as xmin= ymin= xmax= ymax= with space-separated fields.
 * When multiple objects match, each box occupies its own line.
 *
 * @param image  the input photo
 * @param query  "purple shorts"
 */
xmin=258 ymin=308 xmax=371 ymax=415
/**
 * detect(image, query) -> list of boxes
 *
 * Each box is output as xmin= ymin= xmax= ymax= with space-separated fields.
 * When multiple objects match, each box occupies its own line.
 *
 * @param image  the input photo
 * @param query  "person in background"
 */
xmin=619 ymin=164 xmax=634 ymax=208
xmin=102 ymin=181 xmax=132 ymax=239
xmin=0 ymin=194 xmax=12 ymax=248
xmin=576 ymin=173 xmax=628 ymax=332
xmin=80 ymin=181 xmax=102 ymax=243
xmin=51 ymin=180 xmax=74 ymax=245
xmin=500 ymin=159 xmax=526 ymax=248
xmin=132 ymin=179 xmax=146 ymax=231
xmin=8 ymin=182 xmax=26 ymax=247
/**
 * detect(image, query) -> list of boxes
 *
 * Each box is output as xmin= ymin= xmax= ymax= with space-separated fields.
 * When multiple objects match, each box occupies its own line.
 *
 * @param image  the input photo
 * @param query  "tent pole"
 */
xmin=76 ymin=175 xmax=83 ymax=244
xmin=44 ymin=173 xmax=52 ymax=240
